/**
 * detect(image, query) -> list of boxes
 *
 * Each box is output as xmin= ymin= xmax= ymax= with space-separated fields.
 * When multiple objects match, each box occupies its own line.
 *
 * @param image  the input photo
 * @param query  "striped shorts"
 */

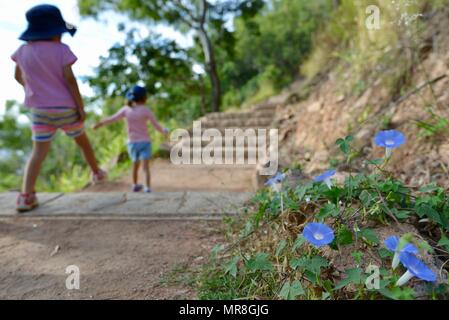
xmin=30 ymin=107 xmax=84 ymax=142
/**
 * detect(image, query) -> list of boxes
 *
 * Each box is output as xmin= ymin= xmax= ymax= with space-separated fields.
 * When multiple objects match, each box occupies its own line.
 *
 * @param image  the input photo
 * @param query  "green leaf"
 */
xmin=336 ymin=135 xmax=353 ymax=155
xmin=224 ymin=256 xmax=240 ymax=278
xmin=358 ymin=228 xmax=379 ymax=245
xmin=379 ymin=287 xmax=415 ymax=300
xmin=437 ymin=234 xmax=449 ymax=250
xmin=289 ymin=257 xmax=307 ymax=270
xmin=334 ymin=268 xmax=363 ymax=290
xmin=393 ymin=209 xmax=411 ymax=220
xmin=419 ymin=183 xmax=439 ymax=193
xmin=246 ymin=252 xmax=273 ymax=272
xmin=336 ymin=224 xmax=353 ymax=246
xmin=210 ymin=244 xmax=224 ymax=259
xmin=359 ymin=190 xmax=376 ymax=207
xmin=292 ymin=235 xmax=305 ymax=251
xmin=323 ymin=187 xmax=344 ymax=204
xmin=276 ymin=240 xmax=287 ymax=257
xmin=378 ymin=248 xmax=392 ymax=259
xmin=317 ymin=203 xmax=339 ymax=220
xmin=367 ymin=158 xmax=384 ymax=166
xmin=307 ymin=256 xmax=329 ymax=274
xmin=284 ymin=195 xmax=299 ymax=211
xmin=416 ymin=204 xmax=443 ymax=225
xmin=289 ymin=255 xmax=328 ymax=275
xmin=295 ymin=185 xmax=308 ymax=201
xmin=351 ymin=251 xmax=364 ymax=265
xmin=279 ymin=280 xmax=305 ymax=300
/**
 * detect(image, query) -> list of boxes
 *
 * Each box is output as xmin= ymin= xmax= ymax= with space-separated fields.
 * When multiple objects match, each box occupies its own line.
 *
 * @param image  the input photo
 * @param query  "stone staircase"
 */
xmin=179 ymin=102 xmax=280 ymax=188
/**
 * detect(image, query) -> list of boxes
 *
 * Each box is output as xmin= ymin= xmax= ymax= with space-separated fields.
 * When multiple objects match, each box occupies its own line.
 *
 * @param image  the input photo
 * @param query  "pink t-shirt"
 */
xmin=11 ymin=41 xmax=78 ymax=109
xmin=104 ymin=105 xmax=164 ymax=143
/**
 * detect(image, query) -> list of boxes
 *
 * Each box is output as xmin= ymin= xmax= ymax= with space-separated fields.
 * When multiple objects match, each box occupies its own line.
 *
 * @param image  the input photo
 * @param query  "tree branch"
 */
xmin=173 ymin=0 xmax=198 ymax=28
xmin=199 ymin=0 xmax=208 ymax=27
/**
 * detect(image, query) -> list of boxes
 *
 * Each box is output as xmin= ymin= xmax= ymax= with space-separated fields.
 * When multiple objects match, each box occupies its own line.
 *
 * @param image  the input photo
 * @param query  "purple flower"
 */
xmin=385 ymin=235 xmax=419 ymax=269
xmin=265 ymin=172 xmax=286 ymax=188
xmin=374 ymin=130 xmax=405 ymax=157
xmin=385 ymin=236 xmax=418 ymax=253
xmin=396 ymin=252 xmax=437 ymax=286
xmin=303 ymin=223 xmax=335 ymax=247
xmin=314 ymin=170 xmax=336 ymax=189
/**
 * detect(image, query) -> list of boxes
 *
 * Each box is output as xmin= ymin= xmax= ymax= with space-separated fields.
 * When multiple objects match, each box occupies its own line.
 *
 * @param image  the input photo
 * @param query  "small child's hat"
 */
xmin=126 ymin=86 xmax=147 ymax=102
xmin=19 ymin=4 xmax=77 ymax=41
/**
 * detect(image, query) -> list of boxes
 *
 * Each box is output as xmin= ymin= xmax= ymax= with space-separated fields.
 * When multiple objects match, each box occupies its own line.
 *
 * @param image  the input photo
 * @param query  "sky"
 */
xmin=0 ymin=0 xmax=193 ymax=116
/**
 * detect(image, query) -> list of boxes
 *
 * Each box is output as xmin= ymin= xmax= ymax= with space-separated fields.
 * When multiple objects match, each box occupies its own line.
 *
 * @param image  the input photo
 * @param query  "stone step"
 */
xmin=254 ymin=102 xmax=279 ymax=111
xmin=188 ymin=146 xmax=263 ymax=158
xmin=205 ymin=110 xmax=276 ymax=121
xmin=0 ymin=192 xmax=253 ymax=220
xmin=200 ymin=117 xmax=274 ymax=128
xmin=179 ymin=136 xmax=273 ymax=147
xmin=177 ymin=134 xmax=275 ymax=148
xmin=187 ymin=126 xmax=275 ymax=135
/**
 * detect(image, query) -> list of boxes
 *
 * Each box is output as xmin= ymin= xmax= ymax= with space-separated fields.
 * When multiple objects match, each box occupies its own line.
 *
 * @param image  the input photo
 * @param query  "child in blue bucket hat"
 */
xmin=12 ymin=4 xmax=107 ymax=212
xmin=94 ymin=86 xmax=169 ymax=193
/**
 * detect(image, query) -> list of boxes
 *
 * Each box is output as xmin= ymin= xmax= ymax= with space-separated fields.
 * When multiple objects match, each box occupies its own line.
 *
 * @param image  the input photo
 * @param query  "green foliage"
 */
xmin=279 ymin=280 xmax=305 ymax=300
xmin=0 ymin=99 xmax=170 ymax=192
xmin=221 ymin=0 xmax=333 ymax=107
xmin=198 ymin=133 xmax=449 ymax=300
xmin=80 ymin=0 xmax=333 ymax=119
xmin=85 ymin=31 xmax=205 ymax=125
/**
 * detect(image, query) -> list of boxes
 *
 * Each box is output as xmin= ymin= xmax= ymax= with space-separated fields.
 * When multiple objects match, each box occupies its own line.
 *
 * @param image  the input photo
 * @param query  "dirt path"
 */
xmin=85 ymin=158 xmax=256 ymax=193
xmin=0 ymin=219 xmax=221 ymax=299
xmin=0 ymin=159 xmax=256 ymax=299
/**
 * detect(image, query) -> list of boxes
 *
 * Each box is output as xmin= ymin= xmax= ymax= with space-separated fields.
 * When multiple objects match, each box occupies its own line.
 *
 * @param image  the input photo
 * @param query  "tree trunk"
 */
xmin=197 ymin=27 xmax=221 ymax=113
xmin=333 ymin=0 xmax=341 ymax=10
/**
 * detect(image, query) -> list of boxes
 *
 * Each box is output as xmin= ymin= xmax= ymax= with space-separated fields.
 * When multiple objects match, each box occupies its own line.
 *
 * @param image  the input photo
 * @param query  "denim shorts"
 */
xmin=127 ymin=141 xmax=152 ymax=162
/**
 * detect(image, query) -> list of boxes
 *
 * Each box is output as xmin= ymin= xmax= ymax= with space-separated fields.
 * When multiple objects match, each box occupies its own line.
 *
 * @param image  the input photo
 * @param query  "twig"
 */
xmin=374 ymin=188 xmax=404 ymax=232
xmin=393 ymin=74 xmax=447 ymax=106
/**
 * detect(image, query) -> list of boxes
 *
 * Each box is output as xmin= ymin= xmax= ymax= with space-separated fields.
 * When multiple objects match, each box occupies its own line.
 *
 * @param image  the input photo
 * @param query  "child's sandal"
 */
xmin=16 ymin=193 xmax=39 ymax=213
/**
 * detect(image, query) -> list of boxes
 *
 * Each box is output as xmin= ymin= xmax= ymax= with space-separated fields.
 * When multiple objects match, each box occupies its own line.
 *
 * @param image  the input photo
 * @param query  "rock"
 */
xmin=307 ymin=101 xmax=323 ymax=113
xmin=336 ymin=94 xmax=346 ymax=103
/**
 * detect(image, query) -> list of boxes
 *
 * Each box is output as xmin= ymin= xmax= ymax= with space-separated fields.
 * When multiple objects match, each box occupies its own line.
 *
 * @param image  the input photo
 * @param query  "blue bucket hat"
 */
xmin=19 ymin=4 xmax=77 ymax=41
xmin=126 ymin=86 xmax=147 ymax=102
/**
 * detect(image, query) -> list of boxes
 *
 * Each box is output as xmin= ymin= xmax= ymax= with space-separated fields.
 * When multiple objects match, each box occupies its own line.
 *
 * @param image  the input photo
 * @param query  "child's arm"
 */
xmin=147 ymin=109 xmax=168 ymax=135
xmin=14 ymin=65 xmax=25 ymax=87
xmin=63 ymin=65 xmax=86 ymax=121
xmin=93 ymin=108 xmax=126 ymax=130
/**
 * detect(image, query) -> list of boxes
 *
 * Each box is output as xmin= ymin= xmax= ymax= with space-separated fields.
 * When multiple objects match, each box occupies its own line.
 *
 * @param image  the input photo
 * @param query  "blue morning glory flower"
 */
xmin=374 ymin=130 xmax=405 ymax=158
xmin=396 ymin=252 xmax=437 ymax=286
xmin=385 ymin=235 xmax=419 ymax=269
xmin=265 ymin=172 xmax=286 ymax=189
xmin=314 ymin=170 xmax=336 ymax=189
xmin=303 ymin=222 xmax=335 ymax=248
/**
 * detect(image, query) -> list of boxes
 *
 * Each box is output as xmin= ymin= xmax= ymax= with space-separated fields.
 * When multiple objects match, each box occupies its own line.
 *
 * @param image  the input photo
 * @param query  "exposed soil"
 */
xmin=276 ymin=6 xmax=449 ymax=187
xmin=0 ymin=218 xmax=222 ymax=299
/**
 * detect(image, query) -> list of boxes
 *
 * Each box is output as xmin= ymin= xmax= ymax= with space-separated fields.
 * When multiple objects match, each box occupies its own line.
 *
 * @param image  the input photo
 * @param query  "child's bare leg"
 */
xmin=74 ymin=132 xmax=100 ymax=173
xmin=22 ymin=141 xmax=51 ymax=194
xmin=143 ymin=159 xmax=151 ymax=189
xmin=132 ymin=161 xmax=141 ymax=185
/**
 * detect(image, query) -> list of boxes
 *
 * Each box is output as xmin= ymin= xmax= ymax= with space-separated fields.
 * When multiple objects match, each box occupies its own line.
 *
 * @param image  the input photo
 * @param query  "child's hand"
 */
xmin=92 ymin=123 xmax=102 ymax=130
